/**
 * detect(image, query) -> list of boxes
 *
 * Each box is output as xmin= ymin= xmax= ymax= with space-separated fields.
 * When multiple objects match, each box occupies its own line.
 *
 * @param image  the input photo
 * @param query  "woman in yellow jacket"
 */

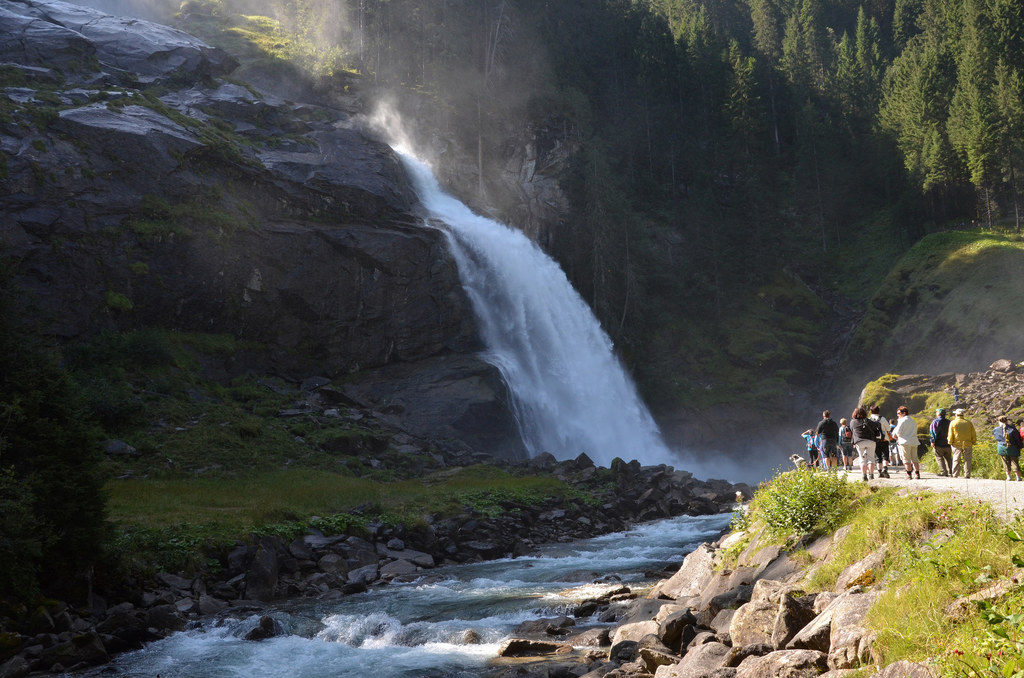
xmin=948 ymin=408 xmax=977 ymax=478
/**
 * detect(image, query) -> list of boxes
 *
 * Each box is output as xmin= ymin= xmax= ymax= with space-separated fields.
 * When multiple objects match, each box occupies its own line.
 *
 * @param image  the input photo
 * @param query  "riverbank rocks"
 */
xmin=570 ymin=522 xmax=919 ymax=678
xmin=0 ymin=451 xmax=748 ymax=675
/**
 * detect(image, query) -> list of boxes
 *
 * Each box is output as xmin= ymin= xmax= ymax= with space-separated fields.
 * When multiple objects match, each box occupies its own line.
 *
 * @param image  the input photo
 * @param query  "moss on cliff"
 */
xmin=848 ymin=230 xmax=1024 ymax=374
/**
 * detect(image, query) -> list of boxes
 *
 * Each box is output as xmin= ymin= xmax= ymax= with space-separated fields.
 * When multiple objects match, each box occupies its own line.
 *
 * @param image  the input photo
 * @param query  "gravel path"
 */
xmin=839 ymin=466 xmax=1024 ymax=521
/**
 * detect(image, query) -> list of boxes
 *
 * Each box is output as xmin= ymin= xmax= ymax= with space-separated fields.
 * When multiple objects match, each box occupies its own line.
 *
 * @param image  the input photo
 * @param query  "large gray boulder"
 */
xmin=656 ymin=641 xmax=731 ymax=678
xmin=827 ymin=591 xmax=879 ymax=670
xmin=728 ymin=600 xmax=777 ymax=647
xmin=649 ymin=543 xmax=716 ymax=600
xmin=1 ymin=0 xmax=236 ymax=81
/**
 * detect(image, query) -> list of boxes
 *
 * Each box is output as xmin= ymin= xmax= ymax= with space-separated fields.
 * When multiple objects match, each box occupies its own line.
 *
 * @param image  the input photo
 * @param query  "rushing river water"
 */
xmin=74 ymin=513 xmax=731 ymax=678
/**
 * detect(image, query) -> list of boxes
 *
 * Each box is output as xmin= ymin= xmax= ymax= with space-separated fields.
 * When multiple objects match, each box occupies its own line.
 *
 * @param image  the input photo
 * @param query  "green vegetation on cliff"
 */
xmin=852 ymin=231 xmax=1024 ymax=373
xmin=164 ymin=0 xmax=1024 ymax=409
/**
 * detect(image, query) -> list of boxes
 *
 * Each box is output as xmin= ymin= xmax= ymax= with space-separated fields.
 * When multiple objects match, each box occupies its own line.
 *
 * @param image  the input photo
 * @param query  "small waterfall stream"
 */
xmin=74 ymin=514 xmax=731 ymax=678
xmin=397 ymin=151 xmax=679 ymax=468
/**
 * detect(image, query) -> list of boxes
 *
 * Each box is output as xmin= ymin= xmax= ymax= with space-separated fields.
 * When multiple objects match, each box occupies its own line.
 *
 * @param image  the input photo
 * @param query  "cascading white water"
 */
xmin=82 ymin=513 xmax=732 ymax=678
xmin=397 ymin=151 xmax=679 ymax=467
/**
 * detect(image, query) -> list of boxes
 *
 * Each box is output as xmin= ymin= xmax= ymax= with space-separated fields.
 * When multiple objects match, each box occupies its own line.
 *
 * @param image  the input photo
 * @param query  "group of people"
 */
xmin=801 ymin=406 xmax=1024 ymax=482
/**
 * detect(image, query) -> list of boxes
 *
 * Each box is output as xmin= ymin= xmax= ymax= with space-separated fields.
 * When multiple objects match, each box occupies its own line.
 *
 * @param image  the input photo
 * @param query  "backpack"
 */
xmin=841 ymin=425 xmax=853 ymax=442
xmin=1008 ymin=426 xmax=1023 ymax=450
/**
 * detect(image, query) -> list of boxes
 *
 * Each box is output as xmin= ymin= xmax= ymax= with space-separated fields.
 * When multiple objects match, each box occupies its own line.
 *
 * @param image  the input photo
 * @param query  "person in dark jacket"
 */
xmin=839 ymin=418 xmax=855 ymax=471
xmin=815 ymin=410 xmax=840 ymax=472
xmin=869 ymin=405 xmax=892 ymax=478
xmin=995 ymin=415 xmax=1022 ymax=481
xmin=930 ymin=408 xmax=953 ymax=477
xmin=850 ymin=407 xmax=878 ymax=481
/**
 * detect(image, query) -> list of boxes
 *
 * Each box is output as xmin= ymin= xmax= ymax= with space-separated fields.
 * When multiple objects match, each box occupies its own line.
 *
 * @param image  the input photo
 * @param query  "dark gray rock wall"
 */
xmin=0 ymin=0 xmax=524 ymax=456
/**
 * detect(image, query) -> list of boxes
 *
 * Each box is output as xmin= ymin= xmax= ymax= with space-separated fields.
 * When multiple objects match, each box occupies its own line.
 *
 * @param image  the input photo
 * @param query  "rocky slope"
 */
xmin=0 ymin=0 xmax=543 ymax=457
xmin=860 ymin=357 xmax=1024 ymax=427
xmin=482 ymin=514 xmax=940 ymax=678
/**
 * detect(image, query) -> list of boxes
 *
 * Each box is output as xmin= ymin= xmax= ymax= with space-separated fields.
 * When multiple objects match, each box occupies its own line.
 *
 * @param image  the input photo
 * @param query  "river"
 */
xmin=73 ymin=513 xmax=731 ymax=677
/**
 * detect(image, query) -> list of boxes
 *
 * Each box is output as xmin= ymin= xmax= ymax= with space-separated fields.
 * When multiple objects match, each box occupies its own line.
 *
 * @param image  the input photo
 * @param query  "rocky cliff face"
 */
xmin=0 ymin=0 xmax=531 ymax=458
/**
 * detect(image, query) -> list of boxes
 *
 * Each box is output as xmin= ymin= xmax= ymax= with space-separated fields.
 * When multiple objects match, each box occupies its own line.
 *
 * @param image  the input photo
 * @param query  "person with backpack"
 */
xmin=839 ymin=418 xmax=855 ymax=471
xmin=815 ymin=410 xmax=841 ymax=471
xmin=850 ymin=407 xmax=878 ymax=481
xmin=869 ymin=405 xmax=892 ymax=478
xmin=930 ymin=408 xmax=953 ymax=477
xmin=801 ymin=430 xmax=820 ymax=467
xmin=995 ymin=416 xmax=1022 ymax=481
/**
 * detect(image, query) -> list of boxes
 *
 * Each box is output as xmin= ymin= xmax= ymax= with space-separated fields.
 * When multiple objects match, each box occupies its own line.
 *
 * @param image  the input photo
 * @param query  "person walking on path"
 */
xmin=949 ymin=408 xmax=977 ymax=478
xmin=930 ymin=408 xmax=953 ymax=477
xmin=892 ymin=406 xmax=921 ymax=479
xmin=815 ymin=410 xmax=840 ymax=471
xmin=995 ymin=416 xmax=1023 ymax=481
xmin=801 ymin=430 xmax=820 ymax=467
xmin=850 ymin=407 xmax=878 ymax=481
xmin=839 ymin=418 xmax=855 ymax=471
xmin=869 ymin=405 xmax=893 ymax=478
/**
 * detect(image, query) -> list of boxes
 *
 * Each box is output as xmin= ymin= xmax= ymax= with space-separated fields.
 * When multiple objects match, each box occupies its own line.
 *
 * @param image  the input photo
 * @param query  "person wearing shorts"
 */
xmin=815 ymin=410 xmax=840 ymax=471
xmin=892 ymin=405 xmax=920 ymax=479
xmin=850 ymin=407 xmax=877 ymax=481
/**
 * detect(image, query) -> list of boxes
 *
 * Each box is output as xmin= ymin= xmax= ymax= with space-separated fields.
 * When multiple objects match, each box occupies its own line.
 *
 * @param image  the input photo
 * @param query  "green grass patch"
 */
xmin=107 ymin=465 xmax=580 ymax=532
xmin=104 ymin=290 xmax=133 ymax=311
xmin=106 ymin=466 xmax=584 ymax=573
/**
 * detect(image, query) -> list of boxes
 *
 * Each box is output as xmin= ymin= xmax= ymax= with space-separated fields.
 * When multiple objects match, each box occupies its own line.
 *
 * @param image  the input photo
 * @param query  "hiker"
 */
xmin=929 ymin=408 xmax=953 ymax=477
xmin=888 ymin=420 xmax=903 ymax=466
xmin=892 ymin=405 xmax=920 ymax=479
xmin=815 ymin=410 xmax=840 ymax=471
xmin=839 ymin=417 xmax=855 ymax=471
xmin=948 ymin=408 xmax=977 ymax=478
xmin=850 ymin=407 xmax=878 ymax=481
xmin=995 ymin=416 xmax=1022 ymax=481
xmin=801 ymin=430 xmax=819 ymax=467
xmin=869 ymin=405 xmax=892 ymax=478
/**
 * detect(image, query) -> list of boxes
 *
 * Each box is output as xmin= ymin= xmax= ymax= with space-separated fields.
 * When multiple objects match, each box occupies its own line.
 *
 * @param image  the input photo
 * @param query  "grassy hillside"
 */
xmin=849 ymin=230 xmax=1024 ymax=375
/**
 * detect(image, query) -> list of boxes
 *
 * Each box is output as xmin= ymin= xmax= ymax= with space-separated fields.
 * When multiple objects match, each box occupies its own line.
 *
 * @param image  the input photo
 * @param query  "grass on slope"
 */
xmin=850 ymin=230 xmax=1024 ymax=368
xmin=177 ymin=0 xmax=353 ymax=80
xmin=107 ymin=466 xmax=582 ymax=573
xmin=63 ymin=327 xmax=592 ymax=574
xmin=106 ymin=466 xmax=576 ymax=532
xmin=738 ymin=470 xmax=1024 ymax=676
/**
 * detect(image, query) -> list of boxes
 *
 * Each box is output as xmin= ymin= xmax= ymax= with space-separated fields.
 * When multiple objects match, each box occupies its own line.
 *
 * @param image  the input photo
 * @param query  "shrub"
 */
xmin=104 ymin=290 xmax=133 ymax=311
xmin=0 ymin=265 xmax=106 ymax=603
xmin=745 ymin=467 xmax=854 ymax=541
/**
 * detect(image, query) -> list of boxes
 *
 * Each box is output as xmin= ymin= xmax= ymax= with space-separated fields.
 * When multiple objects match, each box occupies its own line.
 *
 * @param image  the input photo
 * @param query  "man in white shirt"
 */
xmin=892 ymin=405 xmax=920 ymax=479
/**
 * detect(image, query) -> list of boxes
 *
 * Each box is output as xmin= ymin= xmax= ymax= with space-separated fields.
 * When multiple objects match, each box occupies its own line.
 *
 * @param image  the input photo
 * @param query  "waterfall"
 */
xmin=397 ymin=151 xmax=680 ymax=468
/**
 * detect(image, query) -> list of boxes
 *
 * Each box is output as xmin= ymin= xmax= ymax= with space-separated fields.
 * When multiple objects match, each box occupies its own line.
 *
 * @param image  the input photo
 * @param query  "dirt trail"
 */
xmin=839 ymin=466 xmax=1024 ymax=521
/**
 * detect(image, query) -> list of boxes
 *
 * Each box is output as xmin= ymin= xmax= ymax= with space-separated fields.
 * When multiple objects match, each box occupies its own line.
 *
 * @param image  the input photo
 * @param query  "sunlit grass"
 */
xmin=780 ymin=483 xmax=1024 ymax=671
